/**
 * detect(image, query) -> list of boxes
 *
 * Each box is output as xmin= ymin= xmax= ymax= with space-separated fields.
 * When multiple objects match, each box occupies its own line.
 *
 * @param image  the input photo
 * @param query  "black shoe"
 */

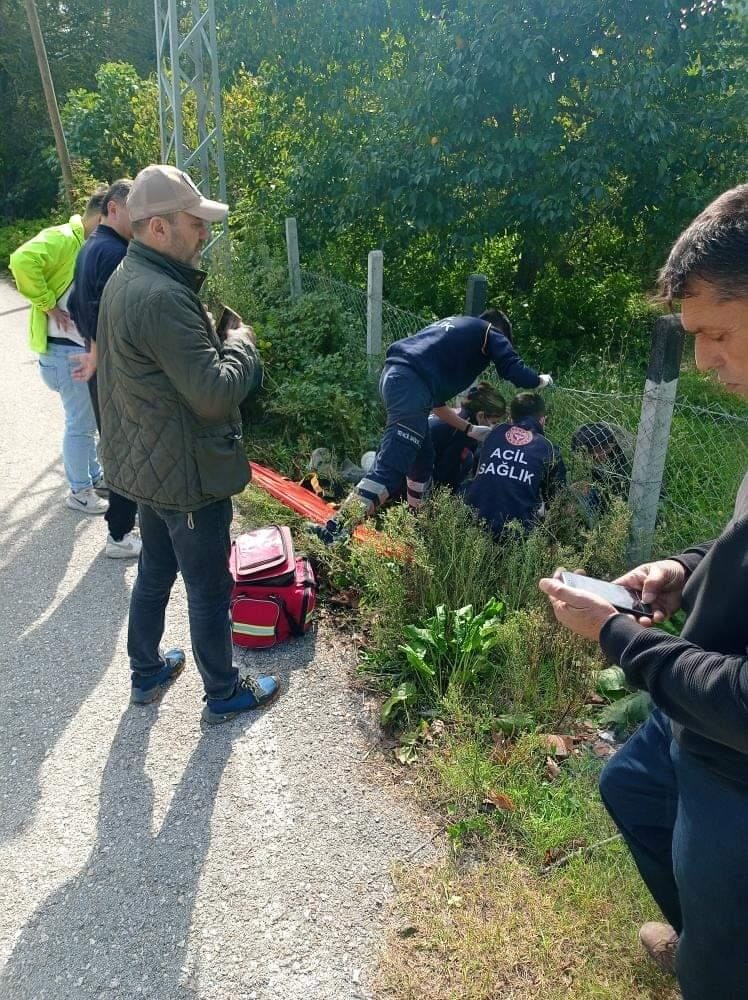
xmin=304 ymin=519 xmax=347 ymax=546
xmin=130 ymin=648 xmax=186 ymax=705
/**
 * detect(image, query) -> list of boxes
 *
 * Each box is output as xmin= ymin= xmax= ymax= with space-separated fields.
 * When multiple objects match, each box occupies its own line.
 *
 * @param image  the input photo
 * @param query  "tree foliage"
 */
xmin=4 ymin=0 xmax=746 ymax=358
xmin=0 ymin=0 xmax=155 ymax=216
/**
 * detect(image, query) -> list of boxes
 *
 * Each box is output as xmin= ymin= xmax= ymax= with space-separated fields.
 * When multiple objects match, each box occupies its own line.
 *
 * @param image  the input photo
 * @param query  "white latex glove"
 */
xmin=466 ymin=424 xmax=492 ymax=442
xmin=538 ymin=373 xmax=553 ymax=388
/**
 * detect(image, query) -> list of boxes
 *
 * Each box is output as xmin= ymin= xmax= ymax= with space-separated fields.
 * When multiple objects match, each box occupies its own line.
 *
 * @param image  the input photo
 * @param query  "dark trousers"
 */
xmin=599 ymin=707 xmax=748 ymax=999
xmin=355 ymin=363 xmax=435 ymax=510
xmin=128 ymin=499 xmax=238 ymax=701
xmin=89 ymin=372 xmax=137 ymax=541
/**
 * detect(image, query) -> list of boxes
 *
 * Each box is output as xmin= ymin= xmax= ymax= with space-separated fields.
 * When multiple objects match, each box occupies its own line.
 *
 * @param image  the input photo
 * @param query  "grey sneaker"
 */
xmin=66 ymin=487 xmax=108 ymax=515
xmin=105 ymin=532 xmax=142 ymax=559
xmin=639 ymin=922 xmax=678 ymax=975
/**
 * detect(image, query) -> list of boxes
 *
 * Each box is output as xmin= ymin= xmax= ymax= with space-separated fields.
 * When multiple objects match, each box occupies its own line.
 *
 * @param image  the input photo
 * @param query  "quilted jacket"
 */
xmin=96 ymin=240 xmax=261 ymax=512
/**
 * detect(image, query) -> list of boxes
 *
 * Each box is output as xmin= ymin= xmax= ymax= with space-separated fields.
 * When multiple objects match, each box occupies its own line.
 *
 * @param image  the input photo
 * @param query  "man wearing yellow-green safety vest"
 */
xmin=10 ymin=190 xmax=108 ymax=514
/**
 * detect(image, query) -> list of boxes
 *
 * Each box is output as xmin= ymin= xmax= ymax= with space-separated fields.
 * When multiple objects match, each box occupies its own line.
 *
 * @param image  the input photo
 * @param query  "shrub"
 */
xmin=0 ymin=217 xmax=60 ymax=271
xmin=355 ymin=489 xmax=630 ymax=728
xmin=212 ymin=229 xmax=382 ymax=471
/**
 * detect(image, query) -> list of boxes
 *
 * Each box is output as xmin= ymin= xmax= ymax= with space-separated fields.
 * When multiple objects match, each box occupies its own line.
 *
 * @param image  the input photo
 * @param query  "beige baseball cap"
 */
xmin=127 ymin=164 xmax=228 ymax=223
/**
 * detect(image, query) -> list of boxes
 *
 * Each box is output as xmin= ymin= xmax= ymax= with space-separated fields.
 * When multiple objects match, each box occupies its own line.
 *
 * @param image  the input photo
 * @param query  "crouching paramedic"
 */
xmin=429 ymin=382 xmax=507 ymax=491
xmin=464 ymin=392 xmax=566 ymax=537
xmin=309 ymin=309 xmax=551 ymax=544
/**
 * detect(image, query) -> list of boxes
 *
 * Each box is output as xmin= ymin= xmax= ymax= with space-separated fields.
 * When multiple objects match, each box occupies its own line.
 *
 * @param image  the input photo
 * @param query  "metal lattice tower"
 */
xmin=154 ymin=0 xmax=227 ymax=243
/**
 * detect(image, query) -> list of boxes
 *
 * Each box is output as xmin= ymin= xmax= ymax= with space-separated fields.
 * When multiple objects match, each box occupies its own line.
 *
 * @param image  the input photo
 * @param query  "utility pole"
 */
xmin=24 ymin=0 xmax=74 ymax=207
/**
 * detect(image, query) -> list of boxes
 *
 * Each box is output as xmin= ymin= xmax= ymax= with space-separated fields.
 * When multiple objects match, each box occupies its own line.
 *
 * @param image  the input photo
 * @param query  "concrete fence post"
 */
xmin=627 ymin=314 xmax=684 ymax=564
xmin=367 ymin=250 xmax=384 ymax=370
xmin=285 ymin=217 xmax=302 ymax=299
xmin=465 ymin=273 xmax=488 ymax=316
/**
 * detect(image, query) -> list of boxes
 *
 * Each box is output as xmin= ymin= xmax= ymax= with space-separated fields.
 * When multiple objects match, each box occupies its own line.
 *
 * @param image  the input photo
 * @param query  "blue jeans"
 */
xmin=128 ymin=499 xmax=237 ymax=701
xmin=38 ymin=343 xmax=101 ymax=492
xmin=355 ymin=363 xmax=435 ymax=510
xmin=600 ymin=708 xmax=748 ymax=999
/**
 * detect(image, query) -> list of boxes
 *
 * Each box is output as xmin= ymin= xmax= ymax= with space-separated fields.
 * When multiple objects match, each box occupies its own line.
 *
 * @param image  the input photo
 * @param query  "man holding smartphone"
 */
xmin=539 ymin=185 xmax=748 ymax=999
xmin=96 ymin=164 xmax=276 ymax=724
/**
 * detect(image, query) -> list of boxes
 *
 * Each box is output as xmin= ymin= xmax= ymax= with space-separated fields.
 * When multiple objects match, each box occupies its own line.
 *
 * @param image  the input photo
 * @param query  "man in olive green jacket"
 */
xmin=97 ymin=164 xmax=278 ymax=724
xmin=9 ymin=192 xmax=108 ymax=513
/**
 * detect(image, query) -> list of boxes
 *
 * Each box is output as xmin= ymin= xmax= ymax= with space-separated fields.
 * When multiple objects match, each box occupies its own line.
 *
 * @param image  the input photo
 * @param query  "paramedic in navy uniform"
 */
xmin=464 ymin=392 xmax=566 ymax=537
xmin=309 ymin=308 xmax=551 ymax=543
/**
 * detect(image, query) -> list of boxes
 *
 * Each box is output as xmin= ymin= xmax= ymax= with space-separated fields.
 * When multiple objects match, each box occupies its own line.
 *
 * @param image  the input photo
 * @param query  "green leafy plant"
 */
xmin=396 ymin=599 xmax=506 ymax=707
xmin=600 ymin=691 xmax=653 ymax=731
xmin=596 ymin=666 xmax=652 ymax=732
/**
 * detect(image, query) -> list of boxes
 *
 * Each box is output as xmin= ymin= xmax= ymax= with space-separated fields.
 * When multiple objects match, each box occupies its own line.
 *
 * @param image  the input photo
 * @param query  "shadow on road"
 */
xmin=0 ymin=704 xmax=252 ymax=999
xmin=0 ymin=473 xmax=130 ymax=841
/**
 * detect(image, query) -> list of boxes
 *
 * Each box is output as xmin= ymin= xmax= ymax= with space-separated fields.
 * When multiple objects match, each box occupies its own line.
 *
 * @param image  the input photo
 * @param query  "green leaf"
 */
xmin=600 ymin=691 xmax=652 ymax=730
xmin=494 ymin=713 xmax=535 ymax=736
xmin=379 ymin=681 xmax=418 ymax=725
xmin=596 ymin=666 xmax=629 ymax=701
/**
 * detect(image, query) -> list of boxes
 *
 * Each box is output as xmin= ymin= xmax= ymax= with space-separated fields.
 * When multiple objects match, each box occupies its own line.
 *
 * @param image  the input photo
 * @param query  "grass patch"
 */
xmin=233 ymin=482 xmax=306 ymax=536
xmin=378 ymin=845 xmax=678 ymax=1000
xmin=352 ymin=489 xmax=629 ymax=729
xmin=377 ymin=726 xmax=678 ymax=1000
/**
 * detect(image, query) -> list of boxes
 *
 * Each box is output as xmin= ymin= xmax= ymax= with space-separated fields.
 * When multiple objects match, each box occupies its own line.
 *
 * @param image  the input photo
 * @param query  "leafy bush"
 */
xmin=0 ymin=217 xmax=60 ymax=271
xmin=61 ymin=62 xmax=160 ymax=180
xmin=355 ymin=489 xmax=631 ymax=728
xmin=210 ymin=231 xmax=382 ymax=471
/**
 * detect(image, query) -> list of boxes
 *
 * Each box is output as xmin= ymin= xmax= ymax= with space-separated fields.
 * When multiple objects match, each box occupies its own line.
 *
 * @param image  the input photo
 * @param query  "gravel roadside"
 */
xmin=0 ymin=278 xmax=436 ymax=1000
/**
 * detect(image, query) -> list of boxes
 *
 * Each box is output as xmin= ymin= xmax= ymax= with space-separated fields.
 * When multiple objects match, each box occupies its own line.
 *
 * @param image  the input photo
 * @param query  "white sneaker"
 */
xmin=66 ymin=487 xmax=109 ymax=515
xmin=105 ymin=532 xmax=142 ymax=559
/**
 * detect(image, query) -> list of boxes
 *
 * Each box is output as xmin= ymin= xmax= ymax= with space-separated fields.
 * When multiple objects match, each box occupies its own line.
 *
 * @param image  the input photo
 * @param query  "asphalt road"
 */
xmin=0 ymin=278 xmax=433 ymax=1000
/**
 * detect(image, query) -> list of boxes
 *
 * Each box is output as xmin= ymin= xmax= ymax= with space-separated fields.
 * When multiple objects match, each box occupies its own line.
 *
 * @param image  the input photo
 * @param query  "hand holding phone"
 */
xmin=216 ymin=305 xmax=242 ymax=341
xmin=558 ymin=571 xmax=653 ymax=618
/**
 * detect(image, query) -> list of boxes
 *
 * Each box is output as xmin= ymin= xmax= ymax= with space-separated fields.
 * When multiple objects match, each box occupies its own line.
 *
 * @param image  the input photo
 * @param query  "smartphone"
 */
xmin=559 ymin=571 xmax=653 ymax=617
xmin=216 ymin=305 xmax=242 ymax=341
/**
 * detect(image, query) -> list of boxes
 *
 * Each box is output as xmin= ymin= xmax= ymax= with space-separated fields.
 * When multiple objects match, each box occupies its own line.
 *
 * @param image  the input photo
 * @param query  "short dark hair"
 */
xmin=462 ymin=381 xmax=506 ymax=419
xmin=480 ymin=307 xmax=512 ymax=341
xmin=84 ymin=186 xmax=109 ymax=216
xmin=101 ymin=178 xmax=132 ymax=217
xmin=130 ymin=211 xmax=178 ymax=235
xmin=510 ymin=392 xmax=545 ymax=422
xmin=658 ymin=184 xmax=748 ymax=302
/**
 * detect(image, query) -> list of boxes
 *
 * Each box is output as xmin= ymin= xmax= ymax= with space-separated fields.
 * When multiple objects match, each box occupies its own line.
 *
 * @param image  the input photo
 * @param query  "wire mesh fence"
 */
xmin=659 ymin=398 xmax=748 ymax=552
xmin=295 ymin=255 xmax=748 ymax=559
xmin=300 ymin=268 xmax=428 ymax=353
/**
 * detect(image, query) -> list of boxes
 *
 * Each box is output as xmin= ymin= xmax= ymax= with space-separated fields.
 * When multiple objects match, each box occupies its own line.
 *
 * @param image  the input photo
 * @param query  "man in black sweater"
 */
xmin=69 ymin=179 xmax=140 ymax=558
xmin=540 ymin=184 xmax=748 ymax=1000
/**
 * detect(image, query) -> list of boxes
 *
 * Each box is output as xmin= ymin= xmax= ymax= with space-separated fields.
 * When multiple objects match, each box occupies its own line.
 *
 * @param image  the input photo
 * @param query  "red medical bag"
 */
xmin=229 ymin=525 xmax=317 ymax=649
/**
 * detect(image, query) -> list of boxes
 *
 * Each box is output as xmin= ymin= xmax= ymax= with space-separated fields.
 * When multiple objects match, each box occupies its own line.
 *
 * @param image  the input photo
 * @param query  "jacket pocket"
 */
xmin=194 ymin=426 xmax=250 ymax=499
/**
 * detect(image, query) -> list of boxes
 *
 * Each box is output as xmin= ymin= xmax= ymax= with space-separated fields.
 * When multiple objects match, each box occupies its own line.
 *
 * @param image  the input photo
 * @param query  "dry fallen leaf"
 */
xmin=483 ymin=790 xmax=516 ymax=812
xmin=543 ymin=838 xmax=588 ymax=867
xmin=593 ymin=740 xmax=615 ymax=758
xmin=545 ymin=756 xmax=562 ymax=780
xmin=540 ymin=734 xmax=570 ymax=758
xmin=327 ymin=588 xmax=360 ymax=609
